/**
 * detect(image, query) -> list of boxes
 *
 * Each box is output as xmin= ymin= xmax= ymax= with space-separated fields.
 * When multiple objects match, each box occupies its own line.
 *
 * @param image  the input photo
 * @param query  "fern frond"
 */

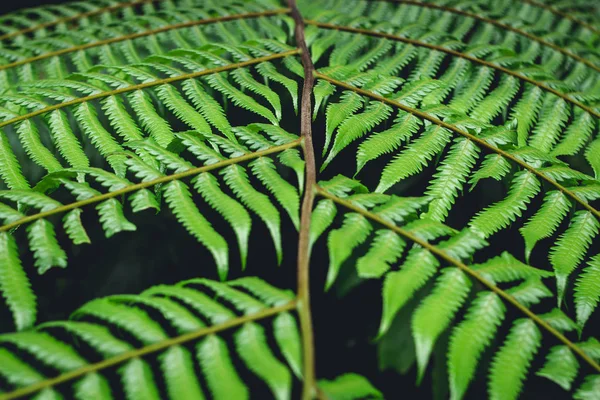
xmin=0 ymin=277 xmax=300 ymax=400
xmin=318 ymin=373 xmax=383 ymax=399
xmin=550 ymin=211 xmax=600 ymax=305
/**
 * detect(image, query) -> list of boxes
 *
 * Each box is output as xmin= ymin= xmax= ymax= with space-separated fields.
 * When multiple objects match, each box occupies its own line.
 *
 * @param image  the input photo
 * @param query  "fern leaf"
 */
xmin=63 ymin=209 xmax=91 ymax=245
xmin=356 ymin=113 xmax=421 ymax=174
xmin=488 ymin=319 xmax=542 ymax=400
xmin=376 ymin=124 xmax=452 ymax=193
xmin=379 ymin=248 xmax=439 ymax=336
xmin=450 ymin=67 xmax=494 ymax=113
xmin=206 ymin=72 xmax=278 ymax=126
xmin=322 ymin=101 xmax=392 ymax=171
xmin=551 ymin=110 xmax=594 ymax=157
xmin=471 ymin=76 xmax=519 ymax=123
xmin=47 ymin=109 xmax=89 ymax=169
xmin=74 ymin=102 xmax=127 ymax=176
xmin=448 ymin=292 xmax=505 ymax=400
xmin=413 ymin=268 xmax=471 ymax=383
xmin=520 ymin=190 xmax=570 ymax=262
xmin=575 ymin=254 xmax=600 ymax=329
xmin=574 ymin=375 xmax=600 ymax=400
xmin=182 ymin=79 xmax=234 ymax=140
xmin=318 ymin=373 xmax=383 ymax=400
xmin=468 ymin=154 xmax=511 ymax=189
xmin=323 ymin=91 xmax=364 ymax=156
xmin=256 ymin=61 xmax=299 ymax=114
xmin=120 ymin=358 xmax=162 ymax=400
xmin=550 ymin=211 xmax=599 ymax=305
xmin=223 ymin=163 xmax=283 ymax=263
xmin=326 ymin=213 xmax=371 ymax=290
xmin=96 ymin=198 xmax=136 ymax=238
xmin=0 ymin=232 xmax=36 ymax=330
xmin=128 ymin=89 xmax=174 ymax=148
xmin=506 ymin=279 xmax=553 ymax=307
xmin=249 ymin=156 xmax=300 ymax=229
xmin=0 ymin=348 xmax=60 ymax=398
xmin=16 ymin=120 xmax=62 ymax=173
xmin=193 ymin=173 xmax=251 ymax=269
xmin=273 ymin=312 xmax=303 ymax=378
xmin=27 ymin=219 xmax=67 ymax=274
xmin=309 ymin=199 xmax=337 ymax=249
xmin=528 ymin=97 xmax=570 ymax=153
xmin=357 ymin=229 xmax=405 ymax=279
xmin=585 ymin=138 xmax=600 ymax=179
xmin=0 ymin=129 xmax=30 ymax=190
xmin=537 ymin=345 xmax=579 ymax=390
xmin=236 ymin=322 xmax=292 ymax=400
xmin=424 ymin=138 xmax=479 ymax=222
xmin=198 ymin=334 xmax=249 ymax=399
xmin=471 ymin=252 xmax=553 ymax=283
xmin=469 ymin=171 xmax=541 ymax=238
xmin=231 ymin=68 xmax=282 ymax=121
xmin=163 ymin=180 xmax=228 ymax=279
xmin=509 ymin=86 xmax=543 ymax=147
xmin=156 ymin=84 xmax=212 ymax=135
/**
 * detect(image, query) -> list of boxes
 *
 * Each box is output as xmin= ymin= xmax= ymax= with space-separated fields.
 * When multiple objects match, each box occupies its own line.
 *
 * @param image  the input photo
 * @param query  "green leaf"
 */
xmin=322 ymin=101 xmax=392 ymax=170
xmin=327 ymin=213 xmax=372 ymax=290
xmin=318 ymin=373 xmax=383 ymax=400
xmin=357 ymin=229 xmax=405 ymax=279
xmin=448 ymin=292 xmax=505 ymax=400
xmin=519 ymin=190 xmax=570 ymax=262
xmin=376 ymin=124 xmax=452 ymax=193
xmin=575 ymin=254 xmax=600 ymax=329
xmin=424 ymin=138 xmax=479 ymax=222
xmin=356 ymin=112 xmax=421 ymax=174
xmin=489 ymin=319 xmax=541 ymax=400
xmin=27 ymin=219 xmax=67 ymax=274
xmin=550 ymin=211 xmax=599 ymax=305
xmin=536 ymin=346 xmax=578 ymax=391
xmin=235 ymin=323 xmax=291 ymax=400
xmin=163 ymin=180 xmax=228 ymax=280
xmin=379 ymin=248 xmax=439 ymax=336
xmin=412 ymin=268 xmax=471 ymax=382
xmin=197 ymin=335 xmax=248 ymax=400
xmin=0 ymin=232 xmax=36 ymax=330
xmin=469 ymin=171 xmax=540 ymax=238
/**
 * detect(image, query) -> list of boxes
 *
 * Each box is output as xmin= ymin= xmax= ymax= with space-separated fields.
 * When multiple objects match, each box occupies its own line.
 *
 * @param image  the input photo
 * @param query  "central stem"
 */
xmin=287 ymin=0 xmax=318 ymax=398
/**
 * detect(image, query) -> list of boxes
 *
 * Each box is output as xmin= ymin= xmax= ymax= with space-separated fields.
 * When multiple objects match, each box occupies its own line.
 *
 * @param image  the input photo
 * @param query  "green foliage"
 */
xmin=0 ymin=0 xmax=599 ymax=398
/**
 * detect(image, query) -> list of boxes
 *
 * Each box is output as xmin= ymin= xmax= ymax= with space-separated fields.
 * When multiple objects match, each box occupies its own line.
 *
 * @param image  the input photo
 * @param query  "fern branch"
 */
xmin=0 ymin=301 xmax=297 ymax=400
xmin=0 ymin=49 xmax=300 ymax=130
xmin=315 ymin=186 xmax=600 ymax=374
xmin=0 ymin=0 xmax=159 ymax=42
xmin=315 ymin=72 xmax=600 ymax=221
xmin=0 ymin=139 xmax=301 ymax=233
xmin=0 ymin=8 xmax=292 ymax=72
xmin=288 ymin=0 xmax=318 ymax=398
xmin=305 ymin=21 xmax=600 ymax=119
xmin=519 ymin=0 xmax=600 ymax=34
xmin=367 ymin=0 xmax=600 ymax=73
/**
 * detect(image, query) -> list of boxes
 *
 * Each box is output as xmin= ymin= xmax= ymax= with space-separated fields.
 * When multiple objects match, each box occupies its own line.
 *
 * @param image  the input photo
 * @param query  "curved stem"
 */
xmin=315 ymin=72 xmax=600 ymax=221
xmin=288 ymin=0 xmax=318 ymax=398
xmin=0 ymin=50 xmax=300 ymax=130
xmin=0 ymin=9 xmax=291 ymax=72
xmin=367 ymin=0 xmax=600 ymax=73
xmin=305 ymin=21 xmax=600 ymax=119
xmin=0 ymin=0 xmax=160 ymax=42
xmin=316 ymin=186 xmax=600 ymax=374
xmin=0 ymin=139 xmax=301 ymax=233
xmin=0 ymin=301 xmax=297 ymax=400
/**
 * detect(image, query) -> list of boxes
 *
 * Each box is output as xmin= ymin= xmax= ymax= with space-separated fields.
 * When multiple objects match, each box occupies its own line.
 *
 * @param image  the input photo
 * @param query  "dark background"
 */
xmin=1 ymin=0 xmax=598 ymax=399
